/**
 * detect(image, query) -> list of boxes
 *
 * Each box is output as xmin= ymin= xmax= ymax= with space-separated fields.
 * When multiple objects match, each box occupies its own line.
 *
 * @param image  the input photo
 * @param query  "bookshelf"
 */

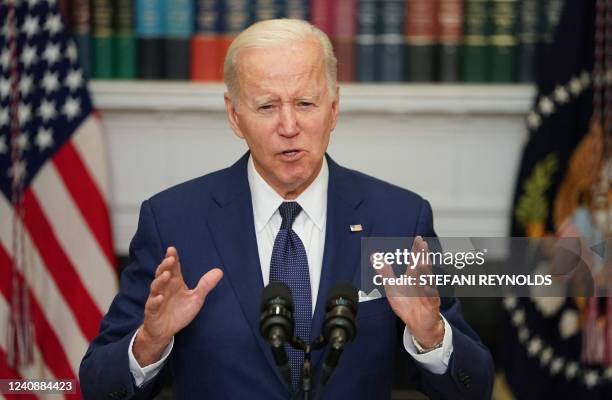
xmin=91 ymin=82 xmax=535 ymax=257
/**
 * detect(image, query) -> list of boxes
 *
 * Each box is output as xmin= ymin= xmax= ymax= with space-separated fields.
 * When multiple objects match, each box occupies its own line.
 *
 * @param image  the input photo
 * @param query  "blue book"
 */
xmin=356 ymin=0 xmax=378 ymax=82
xmin=136 ymin=0 xmax=165 ymax=78
xmin=376 ymin=0 xmax=404 ymax=82
xmin=165 ymin=0 xmax=194 ymax=79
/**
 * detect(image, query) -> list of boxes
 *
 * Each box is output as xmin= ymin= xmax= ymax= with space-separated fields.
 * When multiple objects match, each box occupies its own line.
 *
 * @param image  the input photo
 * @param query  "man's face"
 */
xmin=224 ymin=39 xmax=339 ymax=199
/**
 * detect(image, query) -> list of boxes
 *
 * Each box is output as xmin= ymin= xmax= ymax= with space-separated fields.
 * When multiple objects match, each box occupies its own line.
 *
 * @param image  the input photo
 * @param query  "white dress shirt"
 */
xmin=128 ymin=155 xmax=453 ymax=386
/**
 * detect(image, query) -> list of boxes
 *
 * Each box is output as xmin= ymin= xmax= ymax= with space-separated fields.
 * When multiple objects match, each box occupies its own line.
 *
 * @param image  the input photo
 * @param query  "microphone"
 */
xmin=320 ymin=283 xmax=358 ymax=386
xmin=260 ymin=282 xmax=294 ymax=386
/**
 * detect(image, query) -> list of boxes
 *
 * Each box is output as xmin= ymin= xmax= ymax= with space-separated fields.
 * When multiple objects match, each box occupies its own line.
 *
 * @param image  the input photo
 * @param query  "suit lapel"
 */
xmin=310 ymin=156 xmax=371 ymax=370
xmin=206 ymin=153 xmax=291 ymax=394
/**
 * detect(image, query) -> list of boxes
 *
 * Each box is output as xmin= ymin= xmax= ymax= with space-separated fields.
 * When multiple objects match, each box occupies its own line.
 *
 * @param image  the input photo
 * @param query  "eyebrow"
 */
xmin=253 ymin=93 xmax=321 ymax=107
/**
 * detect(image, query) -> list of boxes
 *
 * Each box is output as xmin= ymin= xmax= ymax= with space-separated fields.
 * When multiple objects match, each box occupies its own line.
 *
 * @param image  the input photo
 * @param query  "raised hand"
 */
xmin=376 ymin=236 xmax=443 ymax=349
xmin=133 ymin=247 xmax=223 ymax=366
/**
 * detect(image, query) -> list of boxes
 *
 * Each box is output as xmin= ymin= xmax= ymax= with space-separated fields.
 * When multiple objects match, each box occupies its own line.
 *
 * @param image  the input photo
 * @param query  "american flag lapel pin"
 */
xmin=350 ymin=224 xmax=363 ymax=232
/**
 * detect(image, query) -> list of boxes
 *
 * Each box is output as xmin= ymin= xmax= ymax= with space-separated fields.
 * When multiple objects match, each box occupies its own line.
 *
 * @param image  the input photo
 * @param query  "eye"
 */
xmin=297 ymin=101 xmax=314 ymax=108
xmin=258 ymin=104 xmax=275 ymax=112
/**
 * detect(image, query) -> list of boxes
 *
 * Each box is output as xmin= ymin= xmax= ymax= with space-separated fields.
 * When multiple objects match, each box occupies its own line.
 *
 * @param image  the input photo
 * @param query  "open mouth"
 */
xmin=279 ymin=149 xmax=303 ymax=161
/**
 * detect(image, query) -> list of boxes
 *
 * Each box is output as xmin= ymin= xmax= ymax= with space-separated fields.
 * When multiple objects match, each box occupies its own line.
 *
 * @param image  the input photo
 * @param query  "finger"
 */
xmin=194 ymin=268 xmax=224 ymax=299
xmin=150 ymin=270 xmax=171 ymax=296
xmin=155 ymin=254 xmax=181 ymax=278
xmin=145 ymin=294 xmax=164 ymax=316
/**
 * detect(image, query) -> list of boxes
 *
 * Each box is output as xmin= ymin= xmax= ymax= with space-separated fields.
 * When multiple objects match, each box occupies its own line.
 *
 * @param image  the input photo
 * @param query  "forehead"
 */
xmin=236 ymin=40 xmax=327 ymax=98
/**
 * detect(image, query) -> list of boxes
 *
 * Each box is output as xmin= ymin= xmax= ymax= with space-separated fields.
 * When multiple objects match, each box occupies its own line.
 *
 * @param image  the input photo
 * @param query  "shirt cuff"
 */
xmin=403 ymin=315 xmax=453 ymax=375
xmin=128 ymin=331 xmax=174 ymax=387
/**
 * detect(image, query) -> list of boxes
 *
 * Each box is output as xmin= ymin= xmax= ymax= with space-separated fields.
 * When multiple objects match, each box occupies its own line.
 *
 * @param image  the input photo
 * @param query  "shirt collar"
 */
xmin=248 ymin=154 xmax=328 ymax=232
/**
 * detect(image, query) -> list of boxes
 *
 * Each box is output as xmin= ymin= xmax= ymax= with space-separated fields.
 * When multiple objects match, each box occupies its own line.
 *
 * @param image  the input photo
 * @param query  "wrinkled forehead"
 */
xmin=235 ymin=40 xmax=328 ymax=98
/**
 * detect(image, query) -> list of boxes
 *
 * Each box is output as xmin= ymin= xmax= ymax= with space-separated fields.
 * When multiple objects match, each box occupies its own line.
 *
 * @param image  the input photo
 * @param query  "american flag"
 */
xmin=0 ymin=0 xmax=117 ymax=398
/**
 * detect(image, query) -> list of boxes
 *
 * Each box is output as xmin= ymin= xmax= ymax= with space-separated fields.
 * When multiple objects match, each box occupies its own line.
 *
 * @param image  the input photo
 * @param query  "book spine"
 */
xmin=332 ymin=0 xmax=357 ymax=82
xmin=538 ymin=0 xmax=564 ymax=44
xmin=136 ymin=0 xmax=165 ymax=79
xmin=377 ymin=0 xmax=404 ymax=82
xmin=92 ymin=0 xmax=114 ymax=79
xmin=438 ymin=0 xmax=463 ymax=82
xmin=220 ymin=0 xmax=252 ymax=80
xmin=165 ymin=0 xmax=194 ymax=80
xmin=115 ymin=0 xmax=137 ymax=79
xmin=253 ymin=0 xmax=285 ymax=20
xmin=356 ymin=0 xmax=377 ymax=82
xmin=489 ymin=0 xmax=518 ymax=82
xmin=310 ymin=0 xmax=332 ymax=35
xmin=285 ymin=0 xmax=309 ymax=20
xmin=58 ymin=0 xmax=71 ymax=29
xmin=518 ymin=0 xmax=538 ymax=82
xmin=405 ymin=0 xmax=437 ymax=82
xmin=191 ymin=0 xmax=221 ymax=81
xmin=461 ymin=0 xmax=489 ymax=82
xmin=72 ymin=0 xmax=91 ymax=78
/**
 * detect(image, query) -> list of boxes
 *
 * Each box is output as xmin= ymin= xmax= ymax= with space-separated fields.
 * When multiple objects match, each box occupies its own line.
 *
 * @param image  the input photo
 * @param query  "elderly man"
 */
xmin=80 ymin=19 xmax=494 ymax=399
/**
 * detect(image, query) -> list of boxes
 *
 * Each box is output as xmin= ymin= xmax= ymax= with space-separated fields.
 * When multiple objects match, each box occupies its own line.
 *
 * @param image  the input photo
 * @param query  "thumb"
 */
xmin=194 ymin=268 xmax=223 ymax=300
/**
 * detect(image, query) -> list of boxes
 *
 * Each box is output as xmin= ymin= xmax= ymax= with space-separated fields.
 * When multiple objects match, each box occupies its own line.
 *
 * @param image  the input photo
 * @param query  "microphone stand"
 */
xmin=290 ymin=336 xmax=327 ymax=400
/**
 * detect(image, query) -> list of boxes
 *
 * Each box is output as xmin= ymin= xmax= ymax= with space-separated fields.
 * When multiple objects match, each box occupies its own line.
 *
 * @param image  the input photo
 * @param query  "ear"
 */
xmin=224 ymin=92 xmax=245 ymax=139
xmin=329 ymin=85 xmax=340 ymax=132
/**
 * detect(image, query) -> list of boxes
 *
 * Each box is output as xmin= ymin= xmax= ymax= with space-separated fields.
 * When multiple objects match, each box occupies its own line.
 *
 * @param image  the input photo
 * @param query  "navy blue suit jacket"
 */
xmin=80 ymin=153 xmax=494 ymax=399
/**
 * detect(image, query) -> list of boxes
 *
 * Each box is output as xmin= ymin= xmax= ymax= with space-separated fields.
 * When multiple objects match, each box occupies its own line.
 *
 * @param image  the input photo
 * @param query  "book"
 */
xmin=405 ymin=0 xmax=437 ymax=82
xmin=331 ymin=0 xmax=357 ymax=82
xmin=438 ymin=0 xmax=463 ymax=82
xmin=356 ymin=0 xmax=377 ymax=82
xmin=92 ymin=0 xmax=114 ymax=79
xmin=517 ymin=0 xmax=538 ymax=82
xmin=72 ymin=0 xmax=91 ymax=78
xmin=165 ymin=0 xmax=194 ymax=80
xmin=136 ymin=0 xmax=165 ymax=79
xmin=310 ymin=0 xmax=332 ymax=35
xmin=489 ymin=0 xmax=518 ymax=82
xmin=285 ymin=0 xmax=309 ymax=20
xmin=377 ymin=0 xmax=404 ymax=82
xmin=115 ymin=0 xmax=137 ymax=79
xmin=461 ymin=0 xmax=489 ymax=82
xmin=191 ymin=0 xmax=222 ymax=81
xmin=220 ymin=0 xmax=252 ymax=80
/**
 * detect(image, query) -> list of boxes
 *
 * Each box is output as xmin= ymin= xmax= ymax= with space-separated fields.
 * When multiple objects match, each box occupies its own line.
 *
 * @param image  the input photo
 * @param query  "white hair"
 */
xmin=223 ymin=19 xmax=338 ymax=104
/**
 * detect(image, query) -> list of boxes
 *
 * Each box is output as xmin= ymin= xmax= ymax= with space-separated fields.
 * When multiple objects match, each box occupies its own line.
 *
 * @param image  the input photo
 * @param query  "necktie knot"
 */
xmin=279 ymin=202 xmax=302 ymax=230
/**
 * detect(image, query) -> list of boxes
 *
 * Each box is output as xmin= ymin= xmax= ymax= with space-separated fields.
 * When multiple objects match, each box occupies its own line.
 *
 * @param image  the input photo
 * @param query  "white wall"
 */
xmin=91 ymin=82 xmax=534 ymax=255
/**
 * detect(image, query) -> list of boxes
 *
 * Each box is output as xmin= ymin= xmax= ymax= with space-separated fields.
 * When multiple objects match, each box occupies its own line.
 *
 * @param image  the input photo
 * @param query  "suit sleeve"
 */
xmin=412 ymin=199 xmax=495 ymax=400
xmin=79 ymin=200 xmax=168 ymax=400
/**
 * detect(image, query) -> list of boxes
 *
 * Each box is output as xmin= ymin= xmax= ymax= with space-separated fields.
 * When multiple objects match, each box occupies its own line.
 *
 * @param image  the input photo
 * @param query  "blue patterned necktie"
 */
xmin=269 ymin=201 xmax=312 ymax=390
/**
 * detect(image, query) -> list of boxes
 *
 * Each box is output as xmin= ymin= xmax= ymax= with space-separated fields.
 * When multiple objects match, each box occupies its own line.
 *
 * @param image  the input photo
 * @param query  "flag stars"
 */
xmin=0 ymin=109 xmax=8 ymax=126
xmin=554 ymin=85 xmax=569 ymax=103
xmin=66 ymin=69 xmax=83 ymax=91
xmin=17 ymin=132 xmax=29 ymax=151
xmin=0 ymin=48 xmax=11 ymax=70
xmin=19 ymin=74 xmax=34 ymax=97
xmin=22 ymin=15 xmax=40 ymax=38
xmin=0 ymin=135 xmax=7 ymax=154
xmin=538 ymin=97 xmax=555 ymax=115
xmin=550 ymin=357 xmax=564 ymax=375
xmin=539 ymin=347 xmax=553 ymax=366
xmin=42 ymin=71 xmax=60 ymax=93
xmin=569 ymin=77 xmax=583 ymax=95
xmin=584 ymin=370 xmax=599 ymax=388
xmin=503 ymin=296 xmax=517 ymax=310
xmin=21 ymin=44 xmax=38 ymax=68
xmin=511 ymin=309 xmax=525 ymax=326
xmin=518 ymin=327 xmax=530 ymax=343
xmin=604 ymin=367 xmax=612 ymax=381
xmin=579 ymin=71 xmax=591 ymax=87
xmin=527 ymin=336 xmax=542 ymax=355
xmin=42 ymin=43 xmax=61 ymax=65
xmin=0 ymin=77 xmax=10 ymax=99
xmin=27 ymin=0 xmax=41 ymax=7
xmin=66 ymin=41 xmax=78 ymax=62
xmin=565 ymin=362 xmax=579 ymax=379
xmin=35 ymin=127 xmax=53 ymax=151
xmin=527 ymin=112 xmax=541 ymax=130
xmin=18 ymin=102 xmax=32 ymax=124
xmin=44 ymin=14 xmax=63 ymax=35
xmin=62 ymin=97 xmax=81 ymax=120
xmin=8 ymin=159 xmax=27 ymax=183
xmin=39 ymin=99 xmax=57 ymax=122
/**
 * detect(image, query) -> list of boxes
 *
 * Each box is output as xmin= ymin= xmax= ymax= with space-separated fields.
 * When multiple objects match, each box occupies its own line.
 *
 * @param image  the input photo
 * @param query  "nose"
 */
xmin=278 ymin=104 xmax=298 ymax=137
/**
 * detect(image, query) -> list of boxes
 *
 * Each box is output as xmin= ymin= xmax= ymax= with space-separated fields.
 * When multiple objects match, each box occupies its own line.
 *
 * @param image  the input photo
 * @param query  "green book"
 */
xmin=114 ymin=0 xmax=137 ymax=79
xmin=91 ymin=0 xmax=114 ymax=79
xmin=489 ymin=0 xmax=518 ymax=82
xmin=461 ymin=0 xmax=489 ymax=82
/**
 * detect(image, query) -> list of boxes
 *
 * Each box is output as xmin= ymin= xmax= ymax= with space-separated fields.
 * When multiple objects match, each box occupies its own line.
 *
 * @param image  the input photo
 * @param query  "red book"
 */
xmin=331 ymin=0 xmax=357 ymax=82
xmin=310 ymin=0 xmax=333 ymax=35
